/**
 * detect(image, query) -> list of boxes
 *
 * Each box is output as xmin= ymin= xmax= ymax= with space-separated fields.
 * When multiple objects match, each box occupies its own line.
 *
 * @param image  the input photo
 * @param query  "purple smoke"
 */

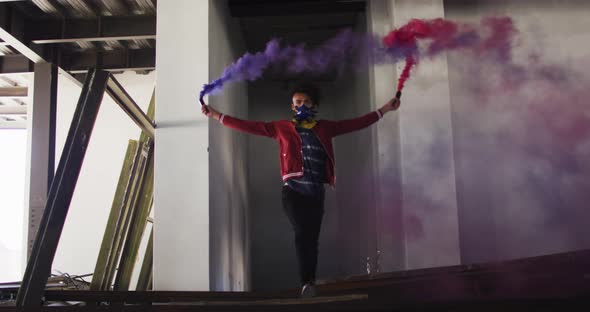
xmin=199 ymin=30 xmax=372 ymax=103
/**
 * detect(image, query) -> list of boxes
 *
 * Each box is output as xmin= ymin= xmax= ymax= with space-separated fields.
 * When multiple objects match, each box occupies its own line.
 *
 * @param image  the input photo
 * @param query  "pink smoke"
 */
xmin=382 ymin=17 xmax=516 ymax=92
xmin=397 ymin=56 xmax=416 ymax=92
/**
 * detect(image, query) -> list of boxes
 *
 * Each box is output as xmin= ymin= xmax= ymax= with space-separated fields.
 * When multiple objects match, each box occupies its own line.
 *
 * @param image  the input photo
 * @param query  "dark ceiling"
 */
xmin=229 ymin=0 xmax=366 ymax=82
xmin=229 ymin=0 xmax=365 ymax=51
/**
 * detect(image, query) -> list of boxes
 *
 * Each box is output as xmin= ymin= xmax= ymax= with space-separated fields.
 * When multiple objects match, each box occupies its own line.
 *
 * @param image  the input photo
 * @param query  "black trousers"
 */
xmin=281 ymin=186 xmax=325 ymax=286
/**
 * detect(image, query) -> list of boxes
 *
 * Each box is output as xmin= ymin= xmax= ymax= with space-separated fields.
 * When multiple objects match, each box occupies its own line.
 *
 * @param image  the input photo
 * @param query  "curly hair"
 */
xmin=290 ymin=82 xmax=321 ymax=107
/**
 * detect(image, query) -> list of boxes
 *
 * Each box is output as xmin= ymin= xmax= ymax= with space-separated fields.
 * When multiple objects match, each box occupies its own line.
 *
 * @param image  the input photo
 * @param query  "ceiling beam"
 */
xmin=32 ymin=35 xmax=156 ymax=45
xmin=0 ymin=86 xmax=27 ymax=97
xmin=79 ymin=0 xmax=101 ymax=17
xmin=61 ymin=48 xmax=155 ymax=73
xmin=0 ymin=119 xmax=26 ymax=129
xmin=43 ymin=0 xmax=71 ymax=18
xmin=0 ymin=26 xmax=43 ymax=63
xmin=26 ymin=15 xmax=156 ymax=44
xmin=0 ymin=54 xmax=33 ymax=73
xmin=0 ymin=4 xmax=82 ymax=86
xmin=228 ymin=0 xmax=366 ymax=17
xmin=0 ymin=104 xmax=26 ymax=114
xmin=0 ymin=5 xmax=155 ymax=76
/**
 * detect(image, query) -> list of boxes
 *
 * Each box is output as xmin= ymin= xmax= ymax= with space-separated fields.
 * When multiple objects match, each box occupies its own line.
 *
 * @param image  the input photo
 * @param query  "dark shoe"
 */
xmin=301 ymin=283 xmax=317 ymax=298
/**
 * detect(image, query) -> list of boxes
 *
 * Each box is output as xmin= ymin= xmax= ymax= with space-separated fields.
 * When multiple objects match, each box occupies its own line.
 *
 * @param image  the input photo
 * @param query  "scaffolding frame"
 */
xmin=16 ymin=68 xmax=156 ymax=308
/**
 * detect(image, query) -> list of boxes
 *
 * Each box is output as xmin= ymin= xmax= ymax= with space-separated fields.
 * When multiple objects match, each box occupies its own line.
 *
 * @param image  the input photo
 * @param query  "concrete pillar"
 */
xmin=24 ymin=62 xmax=56 ymax=261
xmin=367 ymin=0 xmax=405 ymax=273
xmin=367 ymin=0 xmax=463 ymax=273
xmin=391 ymin=0 xmax=461 ymax=269
xmin=154 ymin=0 xmax=210 ymax=290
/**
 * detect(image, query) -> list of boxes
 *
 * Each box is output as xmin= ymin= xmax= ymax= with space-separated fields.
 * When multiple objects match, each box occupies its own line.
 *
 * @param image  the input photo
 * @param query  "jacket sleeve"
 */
xmin=219 ymin=114 xmax=277 ymax=138
xmin=327 ymin=111 xmax=382 ymax=137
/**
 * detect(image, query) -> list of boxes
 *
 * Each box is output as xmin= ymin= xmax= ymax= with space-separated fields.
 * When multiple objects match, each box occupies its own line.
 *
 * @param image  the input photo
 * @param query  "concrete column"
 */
xmin=391 ymin=0 xmax=461 ymax=269
xmin=24 ymin=62 xmax=56 ymax=261
xmin=154 ymin=0 xmax=210 ymax=290
xmin=367 ymin=0 xmax=405 ymax=273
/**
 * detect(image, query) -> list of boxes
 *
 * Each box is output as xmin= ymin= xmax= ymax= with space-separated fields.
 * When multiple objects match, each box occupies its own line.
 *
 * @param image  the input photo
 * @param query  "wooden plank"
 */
xmin=16 ymin=68 xmax=109 ymax=308
xmin=136 ymin=227 xmax=153 ymax=291
xmin=113 ymin=89 xmax=155 ymax=290
xmin=114 ymin=141 xmax=153 ymax=290
xmin=43 ymin=290 xmax=296 ymax=303
xmin=188 ymin=294 xmax=368 ymax=305
xmin=101 ymin=142 xmax=145 ymax=290
xmin=0 ymin=86 xmax=27 ymax=97
xmin=90 ymin=140 xmax=139 ymax=290
xmin=91 ymin=88 xmax=155 ymax=291
xmin=104 ymin=142 xmax=149 ymax=289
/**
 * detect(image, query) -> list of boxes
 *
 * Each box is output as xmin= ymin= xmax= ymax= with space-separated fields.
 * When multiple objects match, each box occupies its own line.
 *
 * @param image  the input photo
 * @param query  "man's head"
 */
xmin=290 ymin=83 xmax=321 ymax=113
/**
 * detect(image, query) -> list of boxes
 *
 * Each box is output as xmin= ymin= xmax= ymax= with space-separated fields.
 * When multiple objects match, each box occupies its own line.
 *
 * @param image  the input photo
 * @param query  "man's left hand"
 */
xmin=379 ymin=97 xmax=401 ymax=115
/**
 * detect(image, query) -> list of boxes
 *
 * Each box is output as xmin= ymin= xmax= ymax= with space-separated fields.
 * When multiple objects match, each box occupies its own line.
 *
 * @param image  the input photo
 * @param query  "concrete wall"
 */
xmin=246 ymin=15 xmax=381 ymax=289
xmin=246 ymin=81 xmax=300 ymax=290
xmin=208 ymin=0 xmax=250 ymax=291
xmin=154 ymin=0 xmax=210 ymax=290
xmin=0 ymin=129 xmax=27 ymax=282
xmin=444 ymin=0 xmax=590 ymax=264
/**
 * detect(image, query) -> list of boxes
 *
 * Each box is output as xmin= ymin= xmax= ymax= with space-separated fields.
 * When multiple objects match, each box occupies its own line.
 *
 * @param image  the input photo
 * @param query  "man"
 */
xmin=201 ymin=83 xmax=400 ymax=297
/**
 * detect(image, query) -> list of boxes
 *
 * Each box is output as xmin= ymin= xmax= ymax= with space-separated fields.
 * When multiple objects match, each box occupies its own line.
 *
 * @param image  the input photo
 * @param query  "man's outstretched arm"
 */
xmin=201 ymin=103 xmax=277 ymax=138
xmin=329 ymin=97 xmax=401 ymax=137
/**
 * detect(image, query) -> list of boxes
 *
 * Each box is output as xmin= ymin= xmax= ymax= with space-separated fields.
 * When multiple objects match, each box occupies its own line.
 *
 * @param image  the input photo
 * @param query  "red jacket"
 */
xmin=219 ymin=110 xmax=383 ymax=187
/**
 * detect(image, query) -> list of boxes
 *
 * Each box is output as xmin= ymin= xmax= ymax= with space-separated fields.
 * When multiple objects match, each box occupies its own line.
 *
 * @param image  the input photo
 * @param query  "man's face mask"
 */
xmin=294 ymin=104 xmax=316 ymax=121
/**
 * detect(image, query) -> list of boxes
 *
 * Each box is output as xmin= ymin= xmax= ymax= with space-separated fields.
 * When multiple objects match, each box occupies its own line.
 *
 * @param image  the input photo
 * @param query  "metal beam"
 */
xmin=0 ymin=86 xmax=27 ymax=96
xmin=0 ymin=26 xmax=43 ymax=63
xmin=26 ymin=15 xmax=156 ymax=43
xmin=0 ymin=119 xmax=25 ymax=128
xmin=32 ymin=35 xmax=156 ymax=45
xmin=24 ymin=62 xmax=58 ymax=259
xmin=0 ymin=4 xmax=82 ymax=86
xmin=228 ymin=0 xmax=366 ymax=17
xmin=0 ymin=54 xmax=33 ymax=74
xmin=61 ymin=48 xmax=155 ymax=73
xmin=16 ymin=68 xmax=109 ymax=308
xmin=0 ymin=5 xmax=154 ymax=76
xmin=0 ymin=105 xmax=26 ymax=114
xmin=106 ymin=75 xmax=155 ymax=138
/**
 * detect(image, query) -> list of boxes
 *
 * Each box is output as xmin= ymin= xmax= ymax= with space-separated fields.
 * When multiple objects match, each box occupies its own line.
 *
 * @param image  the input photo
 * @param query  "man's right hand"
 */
xmin=201 ymin=103 xmax=221 ymax=121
